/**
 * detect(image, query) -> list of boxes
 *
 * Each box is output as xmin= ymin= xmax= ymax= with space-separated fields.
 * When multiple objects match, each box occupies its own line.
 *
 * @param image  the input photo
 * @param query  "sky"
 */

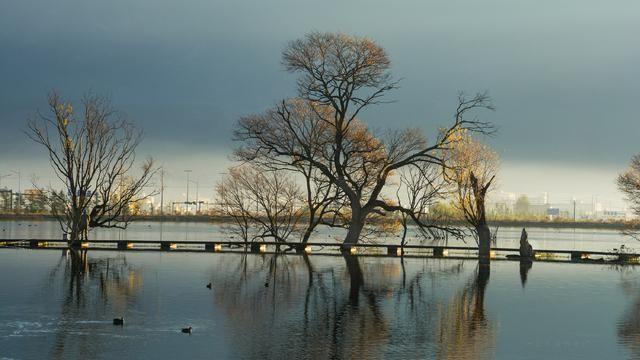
xmin=0 ymin=0 xmax=639 ymax=207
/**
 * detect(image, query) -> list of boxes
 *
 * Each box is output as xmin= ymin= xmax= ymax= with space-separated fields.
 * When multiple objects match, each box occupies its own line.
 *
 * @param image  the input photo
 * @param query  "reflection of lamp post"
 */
xmin=184 ymin=170 xmax=192 ymax=214
xmin=10 ymin=170 xmax=21 ymax=212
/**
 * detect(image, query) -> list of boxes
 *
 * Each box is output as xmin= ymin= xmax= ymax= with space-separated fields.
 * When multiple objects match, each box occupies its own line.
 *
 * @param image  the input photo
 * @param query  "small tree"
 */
xmin=216 ymin=166 xmax=303 ymax=243
xmin=446 ymin=133 xmax=499 ymax=263
xmin=27 ymin=92 xmax=156 ymax=244
xmin=617 ymin=155 xmax=640 ymax=238
xmin=395 ymin=162 xmax=449 ymax=247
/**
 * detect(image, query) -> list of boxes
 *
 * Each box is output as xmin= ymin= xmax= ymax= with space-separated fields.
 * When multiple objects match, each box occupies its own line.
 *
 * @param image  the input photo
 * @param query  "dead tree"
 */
xmin=26 ymin=92 xmax=156 ymax=244
xmin=445 ymin=132 xmax=499 ymax=263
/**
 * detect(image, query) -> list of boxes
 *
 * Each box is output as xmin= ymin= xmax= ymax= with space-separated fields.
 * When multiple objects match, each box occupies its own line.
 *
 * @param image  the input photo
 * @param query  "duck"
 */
xmin=181 ymin=326 xmax=192 ymax=334
xmin=113 ymin=317 xmax=124 ymax=325
xmin=206 ymin=282 xmax=212 ymax=289
xmin=264 ymin=282 xmax=269 ymax=288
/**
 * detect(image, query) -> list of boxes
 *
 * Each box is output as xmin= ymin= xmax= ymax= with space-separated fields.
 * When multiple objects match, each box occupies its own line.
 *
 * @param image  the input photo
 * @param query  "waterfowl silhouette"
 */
xmin=113 ymin=317 xmax=124 ymax=325
xmin=182 ymin=326 xmax=192 ymax=334
xmin=206 ymin=282 xmax=212 ymax=289
xmin=264 ymin=282 xmax=269 ymax=287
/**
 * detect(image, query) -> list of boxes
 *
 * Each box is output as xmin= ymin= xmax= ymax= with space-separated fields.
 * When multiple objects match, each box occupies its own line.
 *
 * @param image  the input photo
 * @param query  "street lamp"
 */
xmin=10 ymin=170 xmax=21 ymax=212
xmin=189 ymin=179 xmax=200 ymax=213
xmin=184 ymin=170 xmax=192 ymax=214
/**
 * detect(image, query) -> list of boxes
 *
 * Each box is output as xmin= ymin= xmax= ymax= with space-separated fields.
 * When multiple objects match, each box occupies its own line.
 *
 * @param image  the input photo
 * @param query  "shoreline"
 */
xmin=0 ymin=213 xmax=633 ymax=230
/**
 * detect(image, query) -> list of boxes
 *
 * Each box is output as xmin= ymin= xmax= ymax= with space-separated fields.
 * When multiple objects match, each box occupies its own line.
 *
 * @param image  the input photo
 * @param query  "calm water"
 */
xmin=0 ymin=220 xmax=637 ymax=253
xmin=1 ymin=248 xmax=640 ymax=359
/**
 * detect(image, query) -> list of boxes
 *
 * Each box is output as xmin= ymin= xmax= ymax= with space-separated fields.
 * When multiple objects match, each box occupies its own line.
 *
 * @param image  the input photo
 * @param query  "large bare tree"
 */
xmin=27 ymin=92 xmax=156 ymax=245
xmin=235 ymin=32 xmax=494 ymax=245
xmin=445 ymin=132 xmax=499 ymax=262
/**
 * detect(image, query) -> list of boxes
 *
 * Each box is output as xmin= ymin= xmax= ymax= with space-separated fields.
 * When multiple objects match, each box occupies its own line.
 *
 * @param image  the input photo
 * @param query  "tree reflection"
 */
xmin=520 ymin=260 xmax=533 ymax=288
xmin=616 ymin=266 xmax=640 ymax=357
xmin=208 ymin=254 xmax=495 ymax=359
xmin=435 ymin=263 xmax=495 ymax=359
xmin=47 ymin=249 xmax=142 ymax=360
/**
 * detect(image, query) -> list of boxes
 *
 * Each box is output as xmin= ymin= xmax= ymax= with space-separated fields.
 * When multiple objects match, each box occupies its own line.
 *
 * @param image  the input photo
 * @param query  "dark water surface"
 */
xmin=1 ymin=248 xmax=640 ymax=359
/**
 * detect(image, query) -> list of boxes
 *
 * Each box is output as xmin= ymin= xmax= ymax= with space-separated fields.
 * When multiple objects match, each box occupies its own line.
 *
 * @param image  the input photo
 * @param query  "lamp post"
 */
xmin=189 ymin=179 xmax=199 ymax=213
xmin=10 ymin=170 xmax=20 ymax=213
xmin=184 ymin=170 xmax=192 ymax=214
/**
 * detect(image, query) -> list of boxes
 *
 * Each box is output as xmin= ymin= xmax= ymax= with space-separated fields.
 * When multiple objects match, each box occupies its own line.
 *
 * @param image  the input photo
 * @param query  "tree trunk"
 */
xmin=343 ymin=214 xmax=365 ymax=245
xmin=301 ymin=224 xmax=314 ymax=245
xmin=477 ymin=223 xmax=491 ymax=264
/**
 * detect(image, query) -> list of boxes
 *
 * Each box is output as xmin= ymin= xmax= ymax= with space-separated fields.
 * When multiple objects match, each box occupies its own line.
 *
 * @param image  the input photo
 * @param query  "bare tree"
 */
xmin=216 ymin=166 xmax=303 ymax=243
xmin=445 ymin=132 xmax=499 ymax=262
xmin=617 ymin=154 xmax=640 ymax=239
xmin=235 ymin=31 xmax=494 ymax=245
xmin=395 ymin=162 xmax=449 ymax=247
xmin=235 ymin=99 xmax=345 ymax=245
xmin=27 ymin=92 xmax=156 ymax=245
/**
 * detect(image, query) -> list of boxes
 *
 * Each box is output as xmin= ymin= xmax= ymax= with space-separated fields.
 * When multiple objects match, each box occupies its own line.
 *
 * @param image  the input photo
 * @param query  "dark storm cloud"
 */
xmin=1 ymin=0 xmax=639 ymax=167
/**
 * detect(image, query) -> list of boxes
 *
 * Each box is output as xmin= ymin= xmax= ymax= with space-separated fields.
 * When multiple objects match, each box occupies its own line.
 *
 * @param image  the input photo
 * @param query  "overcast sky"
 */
xmin=1 ymin=0 xmax=638 ymax=206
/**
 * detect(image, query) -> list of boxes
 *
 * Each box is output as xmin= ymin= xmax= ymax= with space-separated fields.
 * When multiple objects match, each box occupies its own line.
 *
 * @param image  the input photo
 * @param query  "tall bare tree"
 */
xmin=235 ymin=31 xmax=494 ymax=245
xmin=445 ymin=132 xmax=499 ymax=262
xmin=27 ymin=92 xmax=156 ymax=245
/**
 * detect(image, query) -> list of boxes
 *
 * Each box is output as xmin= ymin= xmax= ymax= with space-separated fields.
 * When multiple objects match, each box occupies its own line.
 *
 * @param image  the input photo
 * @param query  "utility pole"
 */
xmin=184 ymin=169 xmax=192 ymax=214
xmin=160 ymin=168 xmax=165 ymax=216
xmin=195 ymin=180 xmax=199 ymax=214
xmin=10 ymin=170 xmax=20 ymax=213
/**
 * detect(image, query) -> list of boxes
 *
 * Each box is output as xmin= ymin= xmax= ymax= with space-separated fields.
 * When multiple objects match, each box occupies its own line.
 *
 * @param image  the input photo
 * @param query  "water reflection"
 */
xmin=436 ymin=263 xmax=495 ymax=359
xmin=519 ymin=260 xmax=533 ymax=288
xmin=208 ymin=254 xmax=495 ymax=359
xmin=617 ymin=266 xmax=640 ymax=357
xmin=48 ymin=250 xmax=141 ymax=360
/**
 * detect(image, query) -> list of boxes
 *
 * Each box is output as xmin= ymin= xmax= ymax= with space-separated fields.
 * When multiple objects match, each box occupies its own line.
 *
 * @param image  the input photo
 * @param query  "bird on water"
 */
xmin=206 ymin=282 xmax=212 ymax=289
xmin=113 ymin=317 xmax=124 ymax=325
xmin=182 ymin=326 xmax=192 ymax=334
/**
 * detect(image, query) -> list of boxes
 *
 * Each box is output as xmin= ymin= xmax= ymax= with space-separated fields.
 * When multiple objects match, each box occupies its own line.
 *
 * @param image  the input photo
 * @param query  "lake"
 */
xmin=1 ymin=247 xmax=640 ymax=359
xmin=2 ymin=220 xmax=640 ymax=359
